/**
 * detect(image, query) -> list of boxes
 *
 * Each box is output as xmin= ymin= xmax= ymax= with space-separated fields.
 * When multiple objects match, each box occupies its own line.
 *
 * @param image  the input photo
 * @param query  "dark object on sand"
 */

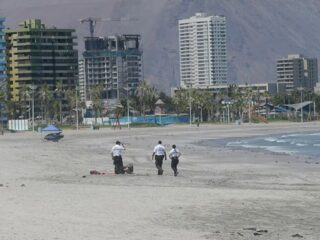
xmin=292 ymin=234 xmax=303 ymax=238
xmin=90 ymin=170 xmax=101 ymax=175
xmin=93 ymin=125 xmax=100 ymax=130
xmin=44 ymin=132 xmax=64 ymax=142
xmin=243 ymin=227 xmax=257 ymax=231
xmin=124 ymin=163 xmax=134 ymax=174
xmin=89 ymin=164 xmax=133 ymax=175
xmin=253 ymin=232 xmax=263 ymax=236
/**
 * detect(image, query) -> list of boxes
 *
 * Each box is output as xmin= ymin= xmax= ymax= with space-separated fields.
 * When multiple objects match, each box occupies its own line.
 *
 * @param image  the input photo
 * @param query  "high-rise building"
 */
xmin=82 ymin=34 xmax=142 ymax=101
xmin=5 ymin=19 xmax=78 ymax=101
xmin=0 ymin=17 xmax=6 ymax=89
xmin=78 ymin=59 xmax=86 ymax=102
xmin=277 ymin=54 xmax=318 ymax=92
xmin=178 ymin=13 xmax=227 ymax=88
xmin=0 ymin=17 xmax=6 ymax=122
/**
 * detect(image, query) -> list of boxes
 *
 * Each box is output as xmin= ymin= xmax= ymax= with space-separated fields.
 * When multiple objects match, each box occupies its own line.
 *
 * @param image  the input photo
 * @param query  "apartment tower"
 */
xmin=179 ymin=13 xmax=227 ymax=88
xmin=277 ymin=54 xmax=318 ymax=92
xmin=0 ymin=17 xmax=5 ymax=88
xmin=5 ymin=19 xmax=78 ymax=101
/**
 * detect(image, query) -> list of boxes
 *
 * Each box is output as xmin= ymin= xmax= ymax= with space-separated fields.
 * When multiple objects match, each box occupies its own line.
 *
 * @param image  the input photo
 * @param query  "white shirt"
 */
xmin=111 ymin=144 xmax=125 ymax=157
xmin=153 ymin=144 xmax=166 ymax=156
xmin=169 ymin=148 xmax=181 ymax=158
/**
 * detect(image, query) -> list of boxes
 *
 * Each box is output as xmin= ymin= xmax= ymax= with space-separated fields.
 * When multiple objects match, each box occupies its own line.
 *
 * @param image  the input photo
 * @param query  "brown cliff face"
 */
xmin=2 ymin=0 xmax=320 ymax=91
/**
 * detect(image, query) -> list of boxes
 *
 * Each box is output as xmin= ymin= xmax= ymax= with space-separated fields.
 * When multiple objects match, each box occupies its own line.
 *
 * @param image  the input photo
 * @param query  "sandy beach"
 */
xmin=1 ymin=122 xmax=320 ymax=240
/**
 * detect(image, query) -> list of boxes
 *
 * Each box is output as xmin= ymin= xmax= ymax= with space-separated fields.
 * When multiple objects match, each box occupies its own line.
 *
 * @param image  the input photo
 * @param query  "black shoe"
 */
xmin=174 ymin=171 xmax=178 ymax=176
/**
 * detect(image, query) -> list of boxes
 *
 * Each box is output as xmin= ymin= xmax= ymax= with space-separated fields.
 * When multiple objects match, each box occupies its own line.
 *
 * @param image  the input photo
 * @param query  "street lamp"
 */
xmin=297 ymin=87 xmax=304 ymax=123
xmin=188 ymin=84 xmax=193 ymax=126
xmin=123 ymin=86 xmax=131 ymax=129
xmin=29 ymin=85 xmax=37 ymax=132
xmin=75 ymin=86 xmax=79 ymax=131
xmin=221 ymin=101 xmax=231 ymax=124
xmin=54 ymin=88 xmax=65 ymax=124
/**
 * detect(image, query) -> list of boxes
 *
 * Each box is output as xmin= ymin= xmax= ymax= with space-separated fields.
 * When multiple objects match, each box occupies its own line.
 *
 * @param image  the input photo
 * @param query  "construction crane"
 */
xmin=80 ymin=17 xmax=102 ymax=38
xmin=80 ymin=17 xmax=139 ymax=38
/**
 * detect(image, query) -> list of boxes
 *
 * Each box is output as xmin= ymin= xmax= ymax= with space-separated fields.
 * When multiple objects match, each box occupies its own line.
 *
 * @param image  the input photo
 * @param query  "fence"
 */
xmin=84 ymin=114 xmax=189 ymax=126
xmin=8 ymin=119 xmax=29 ymax=131
xmin=114 ymin=114 xmax=189 ymax=125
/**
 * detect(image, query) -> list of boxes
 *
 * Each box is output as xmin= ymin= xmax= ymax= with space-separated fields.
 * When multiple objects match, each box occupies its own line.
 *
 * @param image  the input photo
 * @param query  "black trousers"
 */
xmin=155 ymin=155 xmax=164 ymax=175
xmin=113 ymin=156 xmax=124 ymax=174
xmin=171 ymin=157 xmax=179 ymax=175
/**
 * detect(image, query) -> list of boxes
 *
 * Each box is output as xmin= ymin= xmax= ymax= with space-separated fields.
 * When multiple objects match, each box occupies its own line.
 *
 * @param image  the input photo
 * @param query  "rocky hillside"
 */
xmin=1 ymin=0 xmax=320 ymax=92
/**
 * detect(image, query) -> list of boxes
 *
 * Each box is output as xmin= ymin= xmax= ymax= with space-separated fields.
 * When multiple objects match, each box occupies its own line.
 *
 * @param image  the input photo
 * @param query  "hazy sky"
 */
xmin=2 ymin=0 xmax=320 ymax=90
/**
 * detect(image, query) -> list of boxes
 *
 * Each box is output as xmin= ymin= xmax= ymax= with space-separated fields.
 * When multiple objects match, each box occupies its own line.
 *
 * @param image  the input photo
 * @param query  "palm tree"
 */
xmin=146 ymin=85 xmax=159 ymax=114
xmin=0 ymin=87 xmax=6 ymax=130
xmin=17 ymin=84 xmax=30 ymax=119
xmin=55 ymin=80 xmax=65 ymax=124
xmin=90 ymin=84 xmax=104 ymax=123
xmin=173 ymin=87 xmax=189 ymax=115
xmin=135 ymin=80 xmax=158 ymax=115
xmin=38 ymin=84 xmax=52 ymax=123
xmin=135 ymin=80 xmax=149 ymax=115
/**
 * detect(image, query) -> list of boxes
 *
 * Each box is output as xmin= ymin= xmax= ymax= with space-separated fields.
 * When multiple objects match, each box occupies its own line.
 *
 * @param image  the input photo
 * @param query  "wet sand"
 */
xmin=1 ymin=122 xmax=320 ymax=239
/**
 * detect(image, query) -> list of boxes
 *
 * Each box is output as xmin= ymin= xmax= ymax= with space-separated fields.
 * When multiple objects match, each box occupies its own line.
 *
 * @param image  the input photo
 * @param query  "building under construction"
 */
xmin=81 ymin=34 xmax=142 ymax=101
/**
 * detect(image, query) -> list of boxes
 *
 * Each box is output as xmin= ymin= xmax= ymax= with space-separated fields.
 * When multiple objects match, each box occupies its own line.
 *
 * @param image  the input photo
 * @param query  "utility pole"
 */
xmin=227 ymin=103 xmax=230 ymax=124
xmin=188 ymin=84 xmax=192 ymax=126
xmin=29 ymin=85 xmax=37 ymax=132
xmin=297 ymin=87 xmax=304 ymax=123
xmin=75 ymin=86 xmax=79 ymax=131
xmin=248 ymin=100 xmax=251 ymax=124
xmin=301 ymin=90 xmax=303 ymax=123
xmin=125 ymin=86 xmax=130 ymax=129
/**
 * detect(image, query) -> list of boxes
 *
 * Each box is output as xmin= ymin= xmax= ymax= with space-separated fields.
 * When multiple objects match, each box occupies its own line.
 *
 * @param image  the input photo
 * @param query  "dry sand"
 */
xmin=1 ymin=122 xmax=320 ymax=239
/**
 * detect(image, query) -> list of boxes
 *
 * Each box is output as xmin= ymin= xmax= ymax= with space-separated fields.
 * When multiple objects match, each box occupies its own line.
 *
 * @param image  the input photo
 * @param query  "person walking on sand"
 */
xmin=111 ymin=140 xmax=125 ymax=174
xmin=169 ymin=144 xmax=181 ymax=176
xmin=152 ymin=140 xmax=167 ymax=175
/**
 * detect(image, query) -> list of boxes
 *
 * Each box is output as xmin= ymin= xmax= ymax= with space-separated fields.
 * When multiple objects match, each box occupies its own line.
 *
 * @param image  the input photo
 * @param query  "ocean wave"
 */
xmin=281 ymin=133 xmax=303 ymax=138
xmin=240 ymin=144 xmax=296 ymax=155
xmin=224 ymin=132 xmax=319 ymax=159
xmin=264 ymin=137 xmax=278 ymax=142
xmin=226 ymin=141 xmax=243 ymax=146
xmin=296 ymin=143 xmax=307 ymax=147
xmin=309 ymin=132 xmax=320 ymax=136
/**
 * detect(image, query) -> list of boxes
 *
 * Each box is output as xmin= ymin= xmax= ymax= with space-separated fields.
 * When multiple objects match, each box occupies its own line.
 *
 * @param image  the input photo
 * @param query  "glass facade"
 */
xmin=0 ymin=17 xmax=5 ymax=84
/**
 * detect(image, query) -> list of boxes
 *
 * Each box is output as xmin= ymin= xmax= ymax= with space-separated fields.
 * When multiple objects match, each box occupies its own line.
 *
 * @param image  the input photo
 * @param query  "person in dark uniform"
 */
xmin=111 ymin=140 xmax=125 ymax=174
xmin=169 ymin=144 xmax=181 ymax=176
xmin=152 ymin=140 xmax=167 ymax=175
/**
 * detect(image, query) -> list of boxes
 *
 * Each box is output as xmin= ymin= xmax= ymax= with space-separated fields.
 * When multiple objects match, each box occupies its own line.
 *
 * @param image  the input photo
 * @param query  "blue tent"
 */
xmin=41 ymin=125 xmax=62 ymax=132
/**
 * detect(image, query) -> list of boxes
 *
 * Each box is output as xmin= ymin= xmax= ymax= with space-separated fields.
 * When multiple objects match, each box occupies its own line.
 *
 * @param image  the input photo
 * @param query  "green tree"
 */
xmin=90 ymin=84 xmax=104 ymax=123
xmin=173 ymin=88 xmax=189 ymax=115
xmin=38 ymin=84 xmax=52 ymax=123
xmin=135 ymin=80 xmax=159 ymax=115
xmin=17 ymin=84 xmax=31 ymax=119
xmin=55 ymin=80 xmax=65 ymax=123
